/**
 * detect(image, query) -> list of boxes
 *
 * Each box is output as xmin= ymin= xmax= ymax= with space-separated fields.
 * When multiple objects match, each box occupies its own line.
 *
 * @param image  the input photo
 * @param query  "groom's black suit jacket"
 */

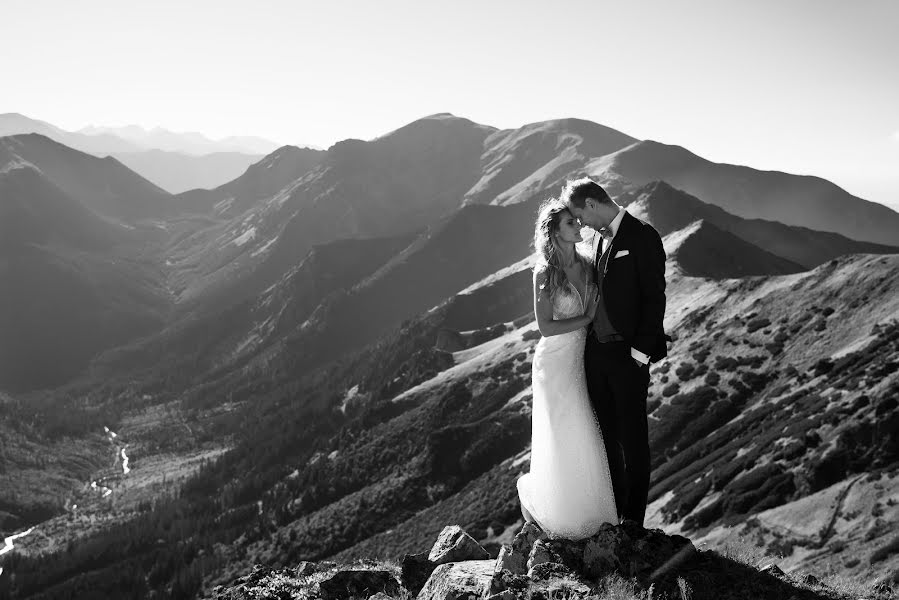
xmin=591 ymin=211 xmax=669 ymax=362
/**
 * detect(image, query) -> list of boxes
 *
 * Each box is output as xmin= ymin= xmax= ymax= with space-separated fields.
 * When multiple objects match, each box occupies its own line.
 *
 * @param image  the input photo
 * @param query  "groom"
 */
xmin=563 ymin=177 xmax=668 ymax=526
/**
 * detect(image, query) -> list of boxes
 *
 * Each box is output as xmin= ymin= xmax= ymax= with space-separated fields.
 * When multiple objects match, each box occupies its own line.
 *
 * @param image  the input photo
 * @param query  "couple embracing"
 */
xmin=517 ymin=177 xmax=668 ymax=538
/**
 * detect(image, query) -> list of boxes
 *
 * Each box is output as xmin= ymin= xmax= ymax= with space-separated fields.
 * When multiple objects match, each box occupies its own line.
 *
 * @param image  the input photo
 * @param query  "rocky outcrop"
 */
xmin=402 ymin=525 xmax=492 ymax=595
xmin=214 ymin=522 xmax=868 ymax=600
xmin=481 ymin=520 xmax=696 ymax=599
xmin=417 ymin=560 xmax=494 ymax=600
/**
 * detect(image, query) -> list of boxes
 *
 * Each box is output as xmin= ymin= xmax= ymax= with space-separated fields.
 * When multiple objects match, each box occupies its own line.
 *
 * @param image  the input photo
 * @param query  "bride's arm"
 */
xmin=534 ymin=269 xmax=593 ymax=337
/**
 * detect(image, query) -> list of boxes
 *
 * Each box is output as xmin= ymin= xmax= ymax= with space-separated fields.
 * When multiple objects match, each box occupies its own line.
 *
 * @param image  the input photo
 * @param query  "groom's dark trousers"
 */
xmin=585 ymin=336 xmax=651 ymax=524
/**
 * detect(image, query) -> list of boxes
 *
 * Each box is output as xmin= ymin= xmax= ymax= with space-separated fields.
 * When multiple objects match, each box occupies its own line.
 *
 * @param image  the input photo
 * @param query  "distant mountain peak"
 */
xmin=664 ymin=219 xmax=805 ymax=278
xmin=421 ymin=112 xmax=461 ymax=120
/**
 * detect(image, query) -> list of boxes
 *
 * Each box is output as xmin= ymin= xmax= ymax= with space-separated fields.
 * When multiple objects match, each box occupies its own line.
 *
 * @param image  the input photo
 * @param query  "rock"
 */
xmin=484 ymin=591 xmax=517 ymax=600
xmin=512 ymin=522 xmax=546 ymax=556
xmin=417 ymin=560 xmax=494 ymax=600
xmin=803 ymin=573 xmax=820 ymax=586
xmin=318 ymin=569 xmax=399 ymax=600
xmin=402 ymin=551 xmax=436 ymax=595
xmin=428 ymin=525 xmax=490 ymax=564
xmin=527 ymin=539 xmax=562 ymax=571
xmin=494 ymin=544 xmax=527 ymax=576
xmin=493 ymin=522 xmax=547 ymax=578
xmin=489 ymin=568 xmax=530 ymax=597
xmin=544 ymin=538 xmax=588 ymax=572
xmin=581 ymin=525 xmax=627 ymax=578
xmin=761 ymin=563 xmax=786 ymax=577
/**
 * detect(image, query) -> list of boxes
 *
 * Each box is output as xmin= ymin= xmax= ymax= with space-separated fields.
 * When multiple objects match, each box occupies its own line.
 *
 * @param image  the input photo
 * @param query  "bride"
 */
xmin=516 ymin=198 xmax=619 ymax=539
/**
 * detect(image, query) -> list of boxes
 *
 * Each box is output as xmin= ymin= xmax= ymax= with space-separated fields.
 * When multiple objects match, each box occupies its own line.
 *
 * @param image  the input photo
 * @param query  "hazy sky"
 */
xmin=3 ymin=0 xmax=898 ymax=209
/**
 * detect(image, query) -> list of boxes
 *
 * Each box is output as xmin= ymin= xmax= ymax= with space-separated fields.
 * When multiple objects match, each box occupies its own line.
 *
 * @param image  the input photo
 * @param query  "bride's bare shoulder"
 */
xmin=533 ymin=264 xmax=549 ymax=288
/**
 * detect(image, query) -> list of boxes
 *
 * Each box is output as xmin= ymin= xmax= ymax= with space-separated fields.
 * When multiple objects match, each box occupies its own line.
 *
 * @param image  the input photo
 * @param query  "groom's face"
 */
xmin=569 ymin=198 xmax=606 ymax=230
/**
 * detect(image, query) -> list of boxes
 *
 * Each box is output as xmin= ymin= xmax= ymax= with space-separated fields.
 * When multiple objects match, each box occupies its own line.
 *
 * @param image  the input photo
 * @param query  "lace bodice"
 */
xmin=551 ymin=283 xmax=586 ymax=320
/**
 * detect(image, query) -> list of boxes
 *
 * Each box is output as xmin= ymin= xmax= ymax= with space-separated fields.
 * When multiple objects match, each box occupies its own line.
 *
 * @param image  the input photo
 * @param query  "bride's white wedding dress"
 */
xmin=517 ymin=280 xmax=618 ymax=539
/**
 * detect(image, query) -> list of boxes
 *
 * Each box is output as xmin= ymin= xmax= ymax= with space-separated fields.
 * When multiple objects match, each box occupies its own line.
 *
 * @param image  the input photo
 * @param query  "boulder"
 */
xmin=581 ymin=522 xmax=695 ymax=582
xmin=402 ymin=551 xmax=437 ymax=595
xmin=581 ymin=524 xmax=628 ymax=578
xmin=488 ymin=568 xmax=531 ymax=597
xmin=527 ymin=539 xmax=563 ymax=571
xmin=493 ymin=522 xmax=546 ymax=577
xmin=512 ymin=522 xmax=546 ymax=557
xmin=428 ymin=525 xmax=490 ymax=564
xmin=417 ymin=560 xmax=494 ymax=600
xmin=494 ymin=544 xmax=525 ymax=575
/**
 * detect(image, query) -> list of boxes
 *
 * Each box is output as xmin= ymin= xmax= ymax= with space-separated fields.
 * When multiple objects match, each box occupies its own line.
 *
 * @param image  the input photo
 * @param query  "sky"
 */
xmin=3 ymin=0 xmax=898 ymax=210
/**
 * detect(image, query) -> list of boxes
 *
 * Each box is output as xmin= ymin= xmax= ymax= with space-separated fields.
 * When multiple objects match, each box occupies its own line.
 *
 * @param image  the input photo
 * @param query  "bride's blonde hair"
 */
xmin=534 ymin=197 xmax=588 ymax=296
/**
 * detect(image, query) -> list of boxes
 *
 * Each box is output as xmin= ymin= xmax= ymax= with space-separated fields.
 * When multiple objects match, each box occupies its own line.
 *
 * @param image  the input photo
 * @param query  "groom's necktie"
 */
xmin=597 ymin=235 xmax=613 ymax=275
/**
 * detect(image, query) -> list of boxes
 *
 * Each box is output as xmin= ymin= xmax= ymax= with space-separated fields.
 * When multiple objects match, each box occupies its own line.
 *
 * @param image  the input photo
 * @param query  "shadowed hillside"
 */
xmin=0 ymin=134 xmax=175 ymax=223
xmin=623 ymin=180 xmax=899 ymax=268
xmin=590 ymin=140 xmax=899 ymax=245
xmin=0 ymin=165 xmax=170 ymax=392
xmin=174 ymin=145 xmax=325 ymax=216
xmin=663 ymin=220 xmax=805 ymax=278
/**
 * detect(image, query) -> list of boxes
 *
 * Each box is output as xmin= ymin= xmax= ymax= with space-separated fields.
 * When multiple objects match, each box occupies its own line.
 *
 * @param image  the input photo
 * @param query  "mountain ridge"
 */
xmin=623 ymin=180 xmax=899 ymax=268
xmin=591 ymin=140 xmax=899 ymax=245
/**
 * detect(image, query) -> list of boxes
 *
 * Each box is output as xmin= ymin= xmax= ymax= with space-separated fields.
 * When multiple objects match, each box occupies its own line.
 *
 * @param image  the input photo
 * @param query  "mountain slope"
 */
xmin=93 ymin=234 xmax=415 ymax=380
xmin=164 ymin=113 xmax=494 ymax=309
xmin=0 ymin=245 xmax=170 ymax=392
xmin=623 ymin=181 xmax=899 ymax=268
xmin=174 ymin=145 xmax=325 ymax=216
xmin=590 ymin=140 xmax=899 ymax=245
xmin=463 ymin=118 xmax=638 ymax=206
xmin=110 ymin=150 xmax=264 ymax=194
xmin=0 ymin=165 xmax=124 ymax=251
xmin=268 ymin=199 xmax=539 ymax=374
xmin=663 ymin=220 xmax=806 ymax=278
xmin=201 ymin=251 xmax=899 ymax=588
xmin=0 ymin=166 xmax=170 ymax=392
xmin=0 ymin=134 xmax=176 ymax=223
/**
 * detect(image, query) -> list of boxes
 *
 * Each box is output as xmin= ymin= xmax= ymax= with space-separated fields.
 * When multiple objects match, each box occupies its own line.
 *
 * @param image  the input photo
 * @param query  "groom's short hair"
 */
xmin=562 ymin=178 xmax=613 ymax=208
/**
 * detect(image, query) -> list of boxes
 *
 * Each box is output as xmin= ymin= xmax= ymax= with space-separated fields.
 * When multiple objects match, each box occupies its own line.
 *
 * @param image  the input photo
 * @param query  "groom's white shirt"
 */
xmin=601 ymin=207 xmax=627 ymax=255
xmin=600 ymin=207 xmax=651 ymax=366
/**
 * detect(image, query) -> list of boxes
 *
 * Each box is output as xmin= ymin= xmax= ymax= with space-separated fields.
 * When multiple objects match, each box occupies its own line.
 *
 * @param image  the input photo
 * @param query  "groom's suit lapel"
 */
xmin=603 ymin=212 xmax=636 ymax=275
